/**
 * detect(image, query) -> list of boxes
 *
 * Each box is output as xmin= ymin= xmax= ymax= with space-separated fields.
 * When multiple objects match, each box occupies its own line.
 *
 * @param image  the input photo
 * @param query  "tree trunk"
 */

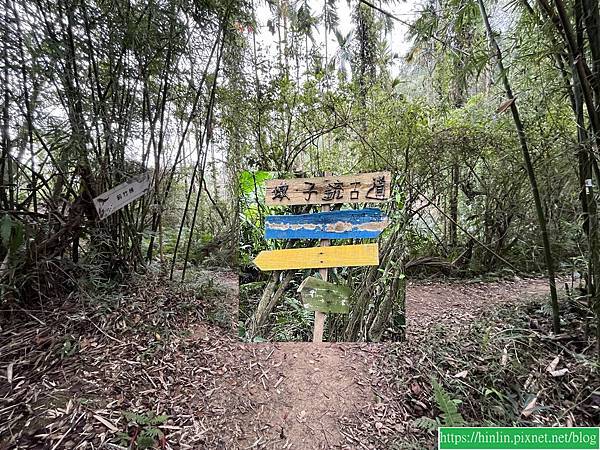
xmin=478 ymin=0 xmax=561 ymax=333
xmin=574 ymin=0 xmax=600 ymax=356
xmin=246 ymin=271 xmax=294 ymax=339
xmin=1 ymin=0 xmax=12 ymax=210
xmin=449 ymin=162 xmax=459 ymax=249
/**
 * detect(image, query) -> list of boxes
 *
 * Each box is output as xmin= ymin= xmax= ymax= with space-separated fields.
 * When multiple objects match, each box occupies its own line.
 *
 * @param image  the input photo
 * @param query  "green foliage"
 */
xmin=0 ymin=214 xmax=25 ymax=256
xmin=271 ymin=295 xmax=314 ymax=342
xmin=0 ymin=215 xmax=12 ymax=247
xmin=413 ymin=416 xmax=440 ymax=431
xmin=120 ymin=410 xmax=168 ymax=448
xmin=431 ymin=378 xmax=466 ymax=426
xmin=239 ymin=170 xmax=281 ymax=271
xmin=57 ymin=335 xmax=80 ymax=358
xmin=239 ymin=170 xmax=271 ymax=196
xmin=410 ymin=379 xmax=466 ymax=434
xmin=116 ymin=432 xmax=132 ymax=447
xmin=122 ymin=410 xmax=169 ymax=427
xmin=137 ymin=429 xmax=163 ymax=449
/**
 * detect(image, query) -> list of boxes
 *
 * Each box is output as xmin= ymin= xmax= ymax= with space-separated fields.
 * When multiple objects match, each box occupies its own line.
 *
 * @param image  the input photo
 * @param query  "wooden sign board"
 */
xmin=253 ymin=243 xmax=379 ymax=271
xmin=265 ymin=171 xmax=391 ymax=206
xmin=298 ymin=276 xmax=351 ymax=314
xmin=265 ymin=208 xmax=389 ymax=240
xmin=93 ymin=172 xmax=151 ymax=220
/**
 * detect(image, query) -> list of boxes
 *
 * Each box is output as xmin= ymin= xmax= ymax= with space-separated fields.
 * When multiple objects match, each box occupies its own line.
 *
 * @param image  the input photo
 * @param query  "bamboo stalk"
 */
xmin=477 ymin=0 xmax=560 ymax=333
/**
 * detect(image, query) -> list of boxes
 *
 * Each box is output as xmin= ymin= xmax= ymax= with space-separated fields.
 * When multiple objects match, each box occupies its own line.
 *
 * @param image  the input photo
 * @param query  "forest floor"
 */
xmin=1 ymin=273 xmax=597 ymax=449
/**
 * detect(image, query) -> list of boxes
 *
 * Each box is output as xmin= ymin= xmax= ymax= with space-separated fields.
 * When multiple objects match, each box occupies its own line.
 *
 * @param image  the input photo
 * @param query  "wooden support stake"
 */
xmin=313 ymin=173 xmax=331 ymax=343
xmin=313 ymin=220 xmax=329 ymax=341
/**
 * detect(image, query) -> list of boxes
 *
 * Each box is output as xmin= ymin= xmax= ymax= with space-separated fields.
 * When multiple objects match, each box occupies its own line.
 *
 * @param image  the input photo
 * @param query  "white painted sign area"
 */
xmin=93 ymin=172 xmax=151 ymax=220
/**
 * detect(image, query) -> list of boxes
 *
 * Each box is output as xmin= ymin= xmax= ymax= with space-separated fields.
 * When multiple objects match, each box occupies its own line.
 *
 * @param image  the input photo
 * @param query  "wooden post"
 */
xmin=313 ymin=207 xmax=329 ymax=342
xmin=313 ymin=172 xmax=331 ymax=343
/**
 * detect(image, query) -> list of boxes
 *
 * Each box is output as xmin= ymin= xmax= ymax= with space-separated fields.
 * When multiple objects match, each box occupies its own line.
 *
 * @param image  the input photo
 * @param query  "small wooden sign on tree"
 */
xmin=93 ymin=172 xmax=151 ymax=221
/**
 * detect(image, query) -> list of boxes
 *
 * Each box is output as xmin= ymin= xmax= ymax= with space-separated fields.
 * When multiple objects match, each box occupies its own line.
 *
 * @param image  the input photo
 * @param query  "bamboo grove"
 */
xmin=1 ymin=0 xmax=599 ymax=347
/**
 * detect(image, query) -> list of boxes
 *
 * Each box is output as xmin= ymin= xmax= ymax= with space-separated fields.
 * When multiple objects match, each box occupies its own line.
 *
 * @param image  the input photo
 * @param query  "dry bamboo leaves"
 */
xmin=546 ymin=355 xmax=569 ymax=378
xmin=0 ymin=271 xmax=245 ymax=448
xmin=1 ymin=274 xmax=597 ymax=449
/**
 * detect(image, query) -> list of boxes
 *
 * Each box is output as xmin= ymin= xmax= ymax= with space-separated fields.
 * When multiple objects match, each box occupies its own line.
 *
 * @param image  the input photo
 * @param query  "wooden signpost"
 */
xmin=93 ymin=172 xmax=151 ymax=221
xmin=265 ymin=208 xmax=389 ymax=240
xmin=265 ymin=171 xmax=391 ymax=206
xmin=255 ymin=170 xmax=392 ymax=342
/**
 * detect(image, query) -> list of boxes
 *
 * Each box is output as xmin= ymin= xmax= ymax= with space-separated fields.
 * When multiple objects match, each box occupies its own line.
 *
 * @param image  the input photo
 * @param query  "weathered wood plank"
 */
xmin=265 ymin=208 xmax=389 ymax=240
xmin=298 ymin=276 xmax=351 ymax=314
xmin=93 ymin=172 xmax=151 ymax=220
xmin=265 ymin=171 xmax=391 ymax=206
xmin=253 ymin=243 xmax=379 ymax=271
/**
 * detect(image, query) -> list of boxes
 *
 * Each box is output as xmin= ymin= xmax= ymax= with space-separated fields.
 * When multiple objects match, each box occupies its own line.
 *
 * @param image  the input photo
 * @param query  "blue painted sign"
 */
xmin=265 ymin=208 xmax=389 ymax=240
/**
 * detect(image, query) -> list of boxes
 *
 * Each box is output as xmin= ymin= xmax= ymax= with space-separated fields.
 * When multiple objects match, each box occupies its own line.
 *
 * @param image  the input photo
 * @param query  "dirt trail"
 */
xmin=407 ymin=277 xmax=560 ymax=333
xmin=0 ymin=275 xmax=558 ymax=449
xmin=222 ymin=343 xmax=373 ymax=449
xmin=215 ymin=277 xmax=557 ymax=449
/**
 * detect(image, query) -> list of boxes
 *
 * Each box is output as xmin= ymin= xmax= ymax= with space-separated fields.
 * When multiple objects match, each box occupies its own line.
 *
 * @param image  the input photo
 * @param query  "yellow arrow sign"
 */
xmin=253 ymin=243 xmax=379 ymax=271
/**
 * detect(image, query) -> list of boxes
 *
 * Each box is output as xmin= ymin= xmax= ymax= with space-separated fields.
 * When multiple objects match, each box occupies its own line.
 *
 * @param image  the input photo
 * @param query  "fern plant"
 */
xmin=413 ymin=378 xmax=466 ymax=431
xmin=431 ymin=378 xmax=465 ymax=426
xmin=119 ymin=410 xmax=169 ymax=449
xmin=413 ymin=416 xmax=439 ymax=431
